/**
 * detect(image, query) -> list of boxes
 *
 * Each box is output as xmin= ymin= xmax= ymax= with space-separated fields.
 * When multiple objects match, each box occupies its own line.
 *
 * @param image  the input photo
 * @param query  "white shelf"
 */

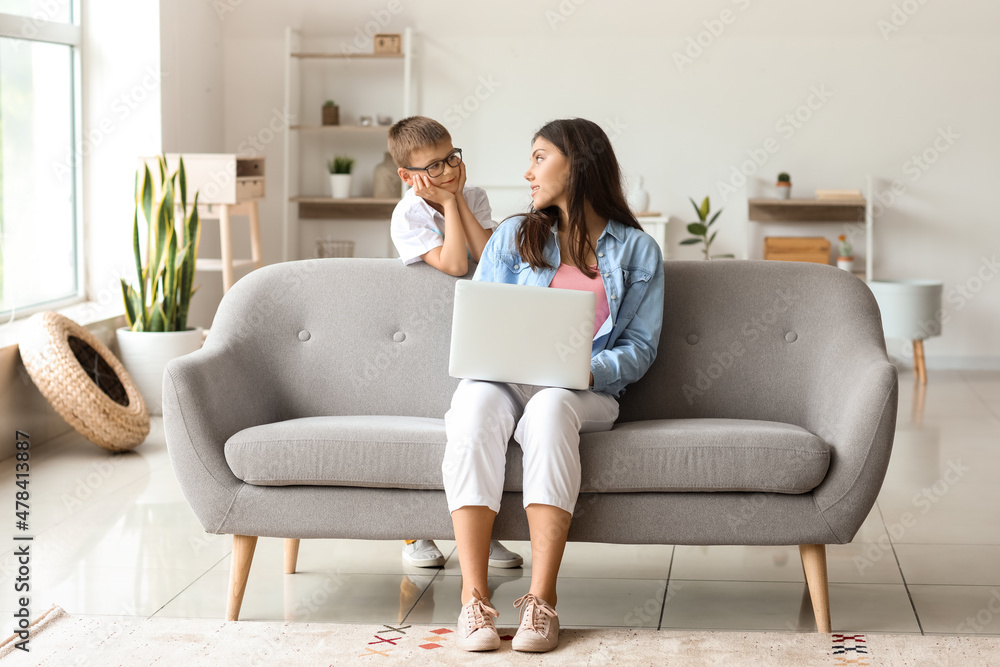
xmin=282 ymin=27 xmax=413 ymax=261
xmin=290 ymin=52 xmax=403 ymax=59
xmin=289 ymin=124 xmax=390 ymax=132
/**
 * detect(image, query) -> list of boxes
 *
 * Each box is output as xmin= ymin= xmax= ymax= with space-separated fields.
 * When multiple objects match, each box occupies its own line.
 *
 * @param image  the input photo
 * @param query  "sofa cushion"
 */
xmin=224 ymin=416 xmax=829 ymax=494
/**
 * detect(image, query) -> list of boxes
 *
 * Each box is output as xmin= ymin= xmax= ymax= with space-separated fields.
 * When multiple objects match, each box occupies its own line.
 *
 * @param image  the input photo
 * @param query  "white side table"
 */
xmin=636 ymin=214 xmax=670 ymax=258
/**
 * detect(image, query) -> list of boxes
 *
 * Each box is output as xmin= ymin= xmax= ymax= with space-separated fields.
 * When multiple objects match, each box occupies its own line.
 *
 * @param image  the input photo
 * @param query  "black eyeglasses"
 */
xmin=406 ymin=148 xmax=462 ymax=179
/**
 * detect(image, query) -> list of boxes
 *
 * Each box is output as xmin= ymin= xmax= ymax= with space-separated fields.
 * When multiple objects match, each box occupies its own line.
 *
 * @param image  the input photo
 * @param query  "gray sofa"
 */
xmin=163 ymin=258 xmax=898 ymax=631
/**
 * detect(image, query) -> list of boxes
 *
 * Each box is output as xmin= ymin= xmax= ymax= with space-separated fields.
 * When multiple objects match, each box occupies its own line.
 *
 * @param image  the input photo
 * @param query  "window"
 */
xmin=0 ymin=1 xmax=81 ymax=321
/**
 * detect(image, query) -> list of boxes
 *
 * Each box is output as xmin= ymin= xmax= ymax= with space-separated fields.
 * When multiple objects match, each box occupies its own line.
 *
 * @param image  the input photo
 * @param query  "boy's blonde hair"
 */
xmin=387 ymin=116 xmax=452 ymax=168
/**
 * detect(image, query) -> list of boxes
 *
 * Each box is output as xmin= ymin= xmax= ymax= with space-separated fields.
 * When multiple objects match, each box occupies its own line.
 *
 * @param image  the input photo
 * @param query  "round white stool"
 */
xmin=867 ymin=279 xmax=943 ymax=385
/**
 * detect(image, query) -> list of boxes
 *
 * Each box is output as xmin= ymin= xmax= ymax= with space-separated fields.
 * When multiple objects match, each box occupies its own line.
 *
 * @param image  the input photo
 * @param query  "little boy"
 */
xmin=388 ymin=116 xmax=522 ymax=569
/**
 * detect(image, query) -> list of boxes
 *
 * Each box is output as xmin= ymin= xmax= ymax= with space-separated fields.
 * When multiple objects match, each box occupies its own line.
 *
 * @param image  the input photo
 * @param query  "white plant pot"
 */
xmin=866 ymin=280 xmax=944 ymax=340
xmin=330 ymin=174 xmax=352 ymax=199
xmin=837 ymin=257 xmax=854 ymax=272
xmin=115 ymin=327 xmax=204 ymax=415
xmin=776 ymin=184 xmax=791 ymax=199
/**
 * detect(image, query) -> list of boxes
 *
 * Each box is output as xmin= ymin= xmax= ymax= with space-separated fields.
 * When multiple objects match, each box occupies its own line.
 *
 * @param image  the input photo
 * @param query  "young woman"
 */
xmin=441 ymin=118 xmax=665 ymax=653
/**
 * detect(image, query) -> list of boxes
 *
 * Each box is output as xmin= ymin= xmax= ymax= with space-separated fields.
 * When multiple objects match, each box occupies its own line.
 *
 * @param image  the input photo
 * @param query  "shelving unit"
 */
xmin=282 ymin=27 xmax=414 ymax=261
xmin=744 ymin=177 xmax=875 ymax=281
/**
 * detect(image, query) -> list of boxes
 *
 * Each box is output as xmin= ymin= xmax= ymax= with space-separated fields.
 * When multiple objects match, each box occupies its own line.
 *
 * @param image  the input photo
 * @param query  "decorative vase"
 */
xmin=776 ymin=182 xmax=791 ymax=199
xmin=322 ymin=105 xmax=339 ymax=126
xmin=373 ymin=152 xmax=402 ymax=200
xmin=115 ymin=327 xmax=204 ymax=415
xmin=330 ymin=174 xmax=352 ymax=199
xmin=837 ymin=257 xmax=854 ymax=272
xmin=627 ymin=176 xmax=650 ymax=214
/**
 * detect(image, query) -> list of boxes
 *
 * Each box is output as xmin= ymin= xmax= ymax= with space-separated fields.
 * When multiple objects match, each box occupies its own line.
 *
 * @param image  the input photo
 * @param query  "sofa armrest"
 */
xmin=805 ymin=356 xmax=899 ymax=542
xmin=162 ymin=344 xmax=279 ymax=534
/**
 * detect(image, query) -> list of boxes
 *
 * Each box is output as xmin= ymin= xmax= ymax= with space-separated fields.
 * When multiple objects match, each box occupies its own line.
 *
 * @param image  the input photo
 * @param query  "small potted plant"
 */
xmin=837 ymin=234 xmax=854 ymax=272
xmin=776 ymin=172 xmax=791 ymax=199
xmin=327 ymin=155 xmax=355 ymax=199
xmin=322 ymin=100 xmax=339 ymax=126
xmin=679 ymin=196 xmax=735 ymax=260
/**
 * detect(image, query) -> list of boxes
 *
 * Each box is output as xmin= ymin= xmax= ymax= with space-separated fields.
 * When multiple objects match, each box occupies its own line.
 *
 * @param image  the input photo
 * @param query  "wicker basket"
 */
xmin=316 ymin=239 xmax=356 ymax=258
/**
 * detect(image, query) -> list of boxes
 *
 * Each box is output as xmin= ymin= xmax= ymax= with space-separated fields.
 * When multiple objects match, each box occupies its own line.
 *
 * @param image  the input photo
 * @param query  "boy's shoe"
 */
xmin=402 ymin=540 xmax=445 ymax=567
xmin=488 ymin=540 xmax=524 ymax=568
xmin=455 ymin=588 xmax=501 ymax=652
xmin=511 ymin=593 xmax=559 ymax=653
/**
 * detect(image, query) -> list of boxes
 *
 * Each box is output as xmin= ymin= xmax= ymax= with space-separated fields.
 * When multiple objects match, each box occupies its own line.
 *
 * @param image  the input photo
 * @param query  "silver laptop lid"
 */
xmin=449 ymin=280 xmax=595 ymax=390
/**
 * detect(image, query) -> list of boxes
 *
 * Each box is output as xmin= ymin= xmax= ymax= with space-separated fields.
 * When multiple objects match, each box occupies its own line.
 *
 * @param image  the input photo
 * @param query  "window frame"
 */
xmin=0 ymin=2 xmax=84 ymax=322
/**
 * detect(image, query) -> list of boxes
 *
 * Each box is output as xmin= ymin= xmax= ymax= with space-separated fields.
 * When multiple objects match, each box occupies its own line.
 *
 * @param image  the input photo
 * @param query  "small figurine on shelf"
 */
xmin=776 ymin=172 xmax=791 ymax=199
xmin=837 ymin=234 xmax=854 ymax=272
xmin=322 ymin=100 xmax=339 ymax=126
xmin=327 ymin=155 xmax=355 ymax=199
xmin=373 ymin=152 xmax=402 ymax=200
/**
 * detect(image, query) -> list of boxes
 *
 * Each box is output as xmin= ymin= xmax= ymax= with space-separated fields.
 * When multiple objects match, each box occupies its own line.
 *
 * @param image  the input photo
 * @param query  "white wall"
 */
xmin=172 ymin=0 xmax=999 ymax=366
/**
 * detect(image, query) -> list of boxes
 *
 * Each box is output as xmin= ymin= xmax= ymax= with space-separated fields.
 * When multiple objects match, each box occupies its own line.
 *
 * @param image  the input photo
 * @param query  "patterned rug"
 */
xmin=1 ymin=605 xmax=998 ymax=666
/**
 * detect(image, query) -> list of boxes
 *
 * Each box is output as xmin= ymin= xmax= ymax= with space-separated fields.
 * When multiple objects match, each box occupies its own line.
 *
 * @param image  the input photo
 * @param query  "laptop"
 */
xmin=449 ymin=280 xmax=595 ymax=390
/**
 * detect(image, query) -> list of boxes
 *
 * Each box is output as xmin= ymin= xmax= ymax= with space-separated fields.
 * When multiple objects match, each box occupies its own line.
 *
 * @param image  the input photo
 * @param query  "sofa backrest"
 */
xmin=209 ymin=258 xmax=888 ymax=427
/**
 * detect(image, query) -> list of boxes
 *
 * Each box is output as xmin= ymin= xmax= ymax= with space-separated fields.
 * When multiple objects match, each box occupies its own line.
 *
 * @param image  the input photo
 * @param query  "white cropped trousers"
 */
xmin=442 ymin=379 xmax=620 ymax=516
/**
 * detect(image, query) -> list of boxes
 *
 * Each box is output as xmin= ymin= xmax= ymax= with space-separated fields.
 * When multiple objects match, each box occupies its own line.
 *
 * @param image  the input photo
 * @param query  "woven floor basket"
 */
xmin=19 ymin=312 xmax=150 ymax=451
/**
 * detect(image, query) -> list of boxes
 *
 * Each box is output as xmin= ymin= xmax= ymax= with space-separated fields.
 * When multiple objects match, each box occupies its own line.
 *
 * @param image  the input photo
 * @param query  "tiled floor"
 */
xmin=2 ymin=369 xmax=999 ymax=636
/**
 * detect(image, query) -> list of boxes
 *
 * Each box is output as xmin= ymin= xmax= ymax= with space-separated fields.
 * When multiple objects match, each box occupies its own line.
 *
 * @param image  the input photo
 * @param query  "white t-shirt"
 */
xmin=390 ymin=186 xmax=497 ymax=265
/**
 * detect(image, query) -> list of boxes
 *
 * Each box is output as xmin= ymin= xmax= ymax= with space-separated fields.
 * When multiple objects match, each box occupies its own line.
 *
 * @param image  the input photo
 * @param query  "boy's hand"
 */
xmin=455 ymin=161 xmax=467 ymax=193
xmin=412 ymin=172 xmax=455 ymax=205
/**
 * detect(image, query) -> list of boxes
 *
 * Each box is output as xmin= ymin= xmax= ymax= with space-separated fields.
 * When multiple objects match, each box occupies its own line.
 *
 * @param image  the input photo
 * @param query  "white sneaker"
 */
xmin=488 ymin=540 xmax=523 ymax=568
xmin=455 ymin=588 xmax=501 ymax=652
xmin=401 ymin=540 xmax=445 ymax=567
xmin=512 ymin=593 xmax=559 ymax=653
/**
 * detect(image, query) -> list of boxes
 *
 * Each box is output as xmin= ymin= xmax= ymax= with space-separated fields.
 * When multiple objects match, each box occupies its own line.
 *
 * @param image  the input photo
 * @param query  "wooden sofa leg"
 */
xmin=284 ymin=538 xmax=300 ymax=574
xmin=227 ymin=535 xmax=258 ymax=621
xmin=799 ymin=544 xmax=832 ymax=633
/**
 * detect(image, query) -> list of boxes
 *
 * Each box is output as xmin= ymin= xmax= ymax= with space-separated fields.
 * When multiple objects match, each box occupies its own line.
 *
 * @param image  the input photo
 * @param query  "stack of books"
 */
xmin=815 ymin=189 xmax=864 ymax=201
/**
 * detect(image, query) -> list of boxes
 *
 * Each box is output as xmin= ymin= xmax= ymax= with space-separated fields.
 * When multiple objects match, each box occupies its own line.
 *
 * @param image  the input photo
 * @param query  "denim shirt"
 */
xmin=473 ymin=215 xmax=665 ymax=398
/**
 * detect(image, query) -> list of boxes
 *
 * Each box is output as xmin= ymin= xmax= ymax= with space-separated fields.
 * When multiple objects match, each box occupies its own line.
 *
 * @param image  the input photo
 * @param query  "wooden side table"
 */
xmin=139 ymin=154 xmax=266 ymax=294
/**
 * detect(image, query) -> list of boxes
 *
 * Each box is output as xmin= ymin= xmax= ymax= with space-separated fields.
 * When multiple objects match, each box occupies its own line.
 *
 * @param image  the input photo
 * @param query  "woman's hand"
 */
xmin=412 ymin=172 xmax=455 ymax=206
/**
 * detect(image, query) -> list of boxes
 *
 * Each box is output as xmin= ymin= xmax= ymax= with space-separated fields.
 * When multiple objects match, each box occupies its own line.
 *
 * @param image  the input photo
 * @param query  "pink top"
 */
xmin=549 ymin=263 xmax=610 ymax=338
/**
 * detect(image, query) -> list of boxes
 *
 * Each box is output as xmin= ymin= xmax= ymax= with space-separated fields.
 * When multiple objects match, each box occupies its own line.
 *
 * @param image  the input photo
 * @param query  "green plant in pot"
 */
xmin=776 ymin=172 xmax=791 ymax=199
xmin=327 ymin=155 xmax=355 ymax=199
xmin=116 ymin=155 xmax=204 ymax=415
xmin=680 ymin=196 xmax=734 ymax=260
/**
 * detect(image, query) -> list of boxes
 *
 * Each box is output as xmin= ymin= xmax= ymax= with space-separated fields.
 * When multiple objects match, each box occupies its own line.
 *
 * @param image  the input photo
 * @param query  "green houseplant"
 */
xmin=120 ymin=156 xmax=201 ymax=332
xmin=680 ymin=196 xmax=734 ymax=260
xmin=776 ymin=172 xmax=791 ymax=199
xmin=327 ymin=155 xmax=355 ymax=199
xmin=116 ymin=155 xmax=204 ymax=415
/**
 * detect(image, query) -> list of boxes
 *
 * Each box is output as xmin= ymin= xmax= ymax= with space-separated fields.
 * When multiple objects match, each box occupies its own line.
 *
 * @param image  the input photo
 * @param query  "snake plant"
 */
xmin=120 ymin=155 xmax=201 ymax=332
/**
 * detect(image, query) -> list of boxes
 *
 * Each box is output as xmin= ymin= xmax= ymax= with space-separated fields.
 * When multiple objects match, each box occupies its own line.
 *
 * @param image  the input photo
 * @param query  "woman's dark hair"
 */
xmin=514 ymin=118 xmax=642 ymax=278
